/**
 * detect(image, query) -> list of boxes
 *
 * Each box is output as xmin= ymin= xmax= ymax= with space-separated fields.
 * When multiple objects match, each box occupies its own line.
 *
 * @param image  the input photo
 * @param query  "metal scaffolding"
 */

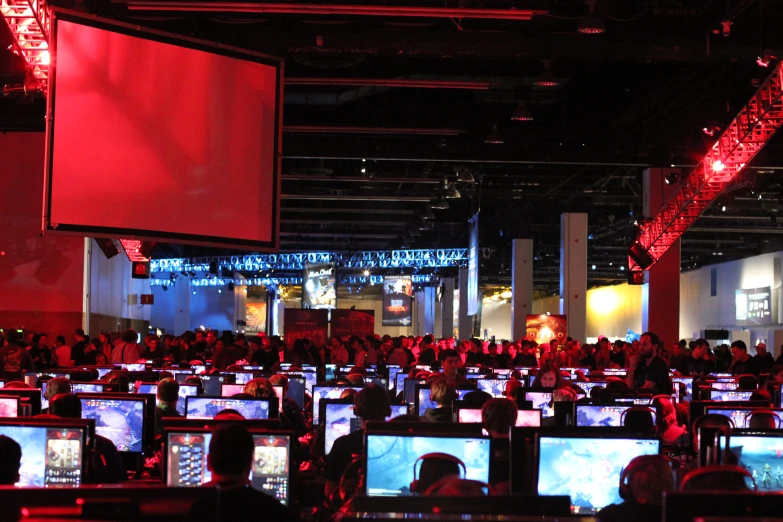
xmin=0 ymin=0 xmax=50 ymax=93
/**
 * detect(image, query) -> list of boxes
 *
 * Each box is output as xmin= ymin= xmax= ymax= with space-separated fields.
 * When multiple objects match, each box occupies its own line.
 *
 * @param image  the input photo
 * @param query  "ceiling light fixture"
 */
xmin=456 ymin=168 xmax=475 ymax=183
xmin=664 ymin=172 xmax=679 ymax=185
xmin=510 ymin=101 xmax=534 ymax=121
xmin=757 ymin=49 xmax=775 ymax=68
xmin=444 ymin=180 xmax=461 ymax=199
xmin=421 ymin=209 xmax=435 ymax=220
xmin=534 ymin=61 xmax=560 ymax=87
xmin=577 ymin=0 xmax=605 ymax=34
xmin=484 ymin=125 xmax=504 ymax=144
xmin=431 ymin=196 xmax=449 ymax=210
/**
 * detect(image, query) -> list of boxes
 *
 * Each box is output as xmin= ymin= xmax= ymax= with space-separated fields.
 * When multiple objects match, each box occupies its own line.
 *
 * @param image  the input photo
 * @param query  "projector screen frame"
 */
xmin=43 ymin=9 xmax=283 ymax=251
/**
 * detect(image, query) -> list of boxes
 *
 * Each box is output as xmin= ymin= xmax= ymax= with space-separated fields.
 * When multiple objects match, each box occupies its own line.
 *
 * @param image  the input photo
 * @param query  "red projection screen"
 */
xmin=44 ymin=10 xmax=283 ymax=250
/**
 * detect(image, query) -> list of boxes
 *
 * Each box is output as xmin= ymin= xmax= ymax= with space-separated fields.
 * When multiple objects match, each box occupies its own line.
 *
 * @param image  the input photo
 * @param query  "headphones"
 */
xmin=743 ymin=409 xmax=782 ymax=429
xmin=410 ymin=453 xmax=466 ymax=493
xmin=620 ymin=406 xmax=656 ymax=426
xmin=619 ymin=454 xmax=676 ymax=500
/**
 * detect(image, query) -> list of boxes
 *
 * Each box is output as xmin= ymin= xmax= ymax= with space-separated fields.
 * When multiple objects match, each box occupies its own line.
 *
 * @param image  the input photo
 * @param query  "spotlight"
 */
xmin=218 ymin=289 xmax=222 ymax=294
xmin=431 ymin=196 xmax=449 ymax=210
xmin=703 ymin=125 xmax=721 ymax=136
xmin=591 ymin=265 xmax=596 ymax=270
xmin=510 ymin=101 xmax=534 ymax=121
xmin=456 ymin=168 xmax=475 ymax=183
xmin=534 ymin=61 xmax=560 ymax=87
xmin=363 ymin=270 xmax=370 ymax=276
xmin=721 ymin=205 xmax=726 ymax=212
xmin=192 ymin=290 xmax=197 ymax=295
xmin=712 ymin=160 xmax=725 ymax=173
xmin=628 ymin=241 xmax=655 ymax=270
xmin=484 ymin=125 xmax=504 ymax=144
xmin=577 ymin=0 xmax=605 ymax=34
xmin=664 ymin=172 xmax=679 ymax=185
xmin=757 ymin=49 xmax=775 ymax=68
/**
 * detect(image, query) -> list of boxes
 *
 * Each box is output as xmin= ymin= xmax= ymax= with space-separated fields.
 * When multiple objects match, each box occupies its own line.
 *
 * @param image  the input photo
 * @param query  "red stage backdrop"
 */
xmin=525 ymin=314 xmax=568 ymax=346
xmin=331 ymin=309 xmax=375 ymax=339
xmin=284 ymin=309 xmax=328 ymax=347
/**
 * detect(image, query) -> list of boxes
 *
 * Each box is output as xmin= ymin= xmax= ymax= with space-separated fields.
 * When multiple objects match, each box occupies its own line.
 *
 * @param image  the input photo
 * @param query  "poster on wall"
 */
xmin=467 ymin=212 xmax=479 ymax=316
xmin=735 ymin=287 xmax=772 ymax=326
xmin=246 ymin=301 xmax=267 ymax=333
xmin=525 ymin=314 xmax=568 ymax=346
xmin=331 ymin=309 xmax=375 ymax=338
xmin=302 ymin=263 xmax=336 ymax=309
xmin=382 ymin=275 xmax=413 ymax=326
xmin=283 ymin=309 xmax=328 ymax=347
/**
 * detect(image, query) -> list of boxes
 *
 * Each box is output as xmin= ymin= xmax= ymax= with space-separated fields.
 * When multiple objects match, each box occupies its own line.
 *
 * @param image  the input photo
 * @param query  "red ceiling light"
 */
xmin=534 ymin=61 xmax=560 ymax=87
xmin=511 ymin=101 xmax=534 ymax=121
xmin=484 ymin=125 xmax=504 ymax=144
xmin=0 ymin=0 xmax=51 ymax=93
xmin=577 ymin=0 xmax=605 ymax=34
xmin=757 ymin=49 xmax=776 ymax=68
xmin=120 ymin=239 xmax=157 ymax=262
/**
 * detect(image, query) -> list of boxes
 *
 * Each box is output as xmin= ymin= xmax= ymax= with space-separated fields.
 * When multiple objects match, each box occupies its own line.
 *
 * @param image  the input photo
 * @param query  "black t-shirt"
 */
xmin=418 ymin=348 xmax=436 ymax=365
xmin=633 ymin=356 xmax=672 ymax=394
xmin=324 ymin=428 xmax=364 ymax=483
xmin=683 ymin=356 xmax=715 ymax=377
xmin=192 ymin=483 xmax=292 ymax=522
xmin=755 ymin=353 xmax=775 ymax=371
xmin=71 ymin=340 xmax=88 ymax=365
xmin=610 ymin=351 xmax=626 ymax=367
xmin=597 ymin=501 xmax=661 ymax=522
xmin=732 ymin=357 xmax=760 ymax=376
xmin=512 ymin=353 xmax=538 ymax=367
xmin=579 ymin=355 xmax=597 ymax=371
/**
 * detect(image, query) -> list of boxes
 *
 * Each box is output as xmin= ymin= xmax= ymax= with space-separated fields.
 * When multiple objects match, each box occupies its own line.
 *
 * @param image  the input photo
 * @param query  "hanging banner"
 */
xmin=283 ymin=309 xmax=328 ymax=347
xmin=382 ymin=275 xmax=413 ymax=326
xmin=525 ymin=314 xmax=568 ymax=346
xmin=245 ymin=300 xmax=267 ymax=333
xmin=735 ymin=287 xmax=772 ymax=326
xmin=331 ymin=309 xmax=375 ymax=338
xmin=468 ymin=213 xmax=479 ymax=316
xmin=302 ymin=263 xmax=337 ymax=309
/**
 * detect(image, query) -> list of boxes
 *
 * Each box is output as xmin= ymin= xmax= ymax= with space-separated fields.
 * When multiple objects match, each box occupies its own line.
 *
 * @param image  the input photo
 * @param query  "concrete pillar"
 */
xmin=415 ymin=287 xmax=436 ymax=336
xmin=560 ymin=213 xmax=588 ymax=342
xmin=458 ymin=268 xmax=472 ymax=340
xmin=512 ymin=239 xmax=534 ymax=342
xmin=173 ymin=278 xmax=191 ymax=334
xmin=440 ymin=278 xmax=455 ymax=339
xmin=641 ymin=168 xmax=681 ymax=343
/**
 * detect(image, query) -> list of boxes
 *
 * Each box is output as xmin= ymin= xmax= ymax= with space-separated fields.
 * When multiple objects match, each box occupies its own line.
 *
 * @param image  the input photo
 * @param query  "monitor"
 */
xmin=41 ymin=382 xmax=105 ymax=410
xmin=387 ymin=365 xmax=402 ymax=391
xmin=728 ymin=433 xmax=783 ymax=491
xmin=365 ymin=432 xmax=491 ymax=497
xmin=136 ymin=383 xmax=198 ymax=416
xmin=601 ymin=369 xmax=627 ymax=377
xmin=575 ymin=405 xmax=657 ymax=427
xmin=711 ymin=381 xmax=740 ymax=391
xmin=222 ymin=371 xmax=255 ymax=385
xmin=283 ymin=370 xmax=316 ymax=394
xmin=525 ymin=391 xmax=555 ymax=418
xmin=80 ymin=395 xmax=147 ymax=452
xmin=710 ymin=390 xmax=754 ymax=402
xmin=119 ymin=363 xmax=147 ymax=372
xmin=561 ymin=367 xmax=591 ymax=378
xmin=0 ymin=396 xmax=20 ymax=417
xmin=0 ymin=379 xmax=5 ymax=388
xmin=672 ymin=377 xmax=694 ymax=402
xmin=312 ymin=386 xmax=363 ymax=425
xmin=191 ymin=365 xmax=208 ymax=375
xmin=536 ymin=434 xmax=660 ymax=513
xmin=176 ymin=373 xmax=233 ymax=396
xmin=476 ymin=379 xmax=509 ymax=398
xmin=366 ymin=377 xmax=388 ymax=389
xmin=0 ymin=388 xmax=42 ymax=416
xmin=705 ymin=407 xmax=783 ymax=429
xmin=94 ymin=367 xmax=115 ymax=379
xmin=572 ymin=381 xmax=607 ymax=396
xmin=324 ymin=364 xmax=336 ymax=381
xmin=514 ymin=367 xmax=533 ymax=376
xmin=494 ymin=369 xmax=513 ymax=377
xmin=164 ymin=429 xmax=290 ymax=504
xmin=0 ymin=419 xmax=89 ymax=487
xmin=403 ymin=378 xmax=426 ymax=406
xmin=395 ymin=372 xmax=408 ymax=395
xmin=323 ymin=400 xmax=408 ymax=454
xmin=275 ymin=375 xmax=306 ymax=410
xmin=185 ymin=397 xmax=275 ymax=420
xmin=221 ymin=384 xmax=245 ymax=397
xmin=416 ymin=387 xmax=473 ymax=417
xmin=457 ymin=408 xmax=541 ymax=428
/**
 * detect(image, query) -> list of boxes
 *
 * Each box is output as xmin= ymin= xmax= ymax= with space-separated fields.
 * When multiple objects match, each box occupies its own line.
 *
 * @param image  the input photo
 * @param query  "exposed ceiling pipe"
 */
xmin=280 ymin=232 xmax=399 ymax=238
xmin=281 ymin=208 xmax=419 ymax=214
xmin=124 ymin=2 xmax=547 ymax=20
xmin=282 ymin=219 xmax=408 ymax=226
xmin=282 ymin=174 xmax=441 ymax=184
xmin=286 ymin=78 xmax=490 ymax=90
xmin=283 ymin=125 xmax=465 ymax=135
xmin=282 ymin=194 xmax=431 ymax=202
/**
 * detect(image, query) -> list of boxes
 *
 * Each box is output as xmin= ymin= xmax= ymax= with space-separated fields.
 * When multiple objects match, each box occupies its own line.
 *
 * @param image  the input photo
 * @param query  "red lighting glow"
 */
xmin=0 ymin=0 xmax=51 ymax=91
xmin=712 ymin=160 xmax=725 ymax=172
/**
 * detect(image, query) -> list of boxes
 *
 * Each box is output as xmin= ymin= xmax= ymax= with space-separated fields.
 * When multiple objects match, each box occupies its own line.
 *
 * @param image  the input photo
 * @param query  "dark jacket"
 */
xmin=420 ymin=406 xmax=452 ymax=423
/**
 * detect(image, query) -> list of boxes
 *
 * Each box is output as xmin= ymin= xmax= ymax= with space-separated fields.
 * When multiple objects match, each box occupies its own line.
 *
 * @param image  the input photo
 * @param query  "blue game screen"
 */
xmin=575 ymin=405 xmax=656 ymax=427
xmin=137 ymin=383 xmax=198 ymax=415
xmin=185 ymin=397 xmax=270 ymax=420
xmin=81 ymin=398 xmax=145 ymax=452
xmin=476 ymin=379 xmax=508 ymax=398
xmin=312 ymin=386 xmax=363 ymax=425
xmin=525 ymin=392 xmax=555 ymax=418
xmin=729 ymin=435 xmax=783 ymax=491
xmin=416 ymin=388 xmax=473 ymax=416
xmin=324 ymin=403 xmax=408 ymax=454
xmin=711 ymin=390 xmax=754 ymax=402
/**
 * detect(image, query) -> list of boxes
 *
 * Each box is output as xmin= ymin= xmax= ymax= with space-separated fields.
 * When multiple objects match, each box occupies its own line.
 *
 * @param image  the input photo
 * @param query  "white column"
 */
xmin=560 ymin=213 xmax=588 ymax=342
xmin=415 ymin=290 xmax=426 ymax=335
xmin=458 ymin=268 xmax=472 ymax=340
xmin=440 ymin=277 xmax=455 ymax=339
xmin=512 ymin=239 xmax=534 ymax=342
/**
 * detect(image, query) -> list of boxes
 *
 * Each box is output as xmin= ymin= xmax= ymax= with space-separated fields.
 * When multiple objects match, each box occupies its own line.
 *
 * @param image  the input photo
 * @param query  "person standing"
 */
xmin=0 ymin=329 xmax=34 ymax=381
xmin=53 ymin=336 xmax=72 ymax=367
xmin=627 ymin=332 xmax=672 ymax=394
xmin=70 ymin=329 xmax=89 ymax=366
xmin=111 ymin=330 xmax=141 ymax=364
xmin=754 ymin=342 xmax=775 ymax=372
xmin=730 ymin=341 xmax=760 ymax=376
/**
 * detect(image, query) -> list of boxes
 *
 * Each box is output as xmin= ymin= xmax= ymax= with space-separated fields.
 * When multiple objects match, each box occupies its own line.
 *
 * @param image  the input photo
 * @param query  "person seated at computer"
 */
xmin=421 ymin=377 xmax=456 ymax=423
xmin=655 ymin=397 xmax=688 ymax=445
xmin=155 ymin=378 xmax=181 ymax=436
xmin=49 ymin=392 xmax=127 ymax=484
xmin=324 ymin=385 xmax=390 ymax=499
xmin=481 ymin=398 xmax=517 ymax=485
xmin=0 ymin=435 xmax=21 ymax=485
xmin=410 ymin=453 xmax=466 ymax=496
xmin=596 ymin=455 xmax=675 ymax=522
xmin=530 ymin=363 xmax=564 ymax=389
xmin=192 ymin=424 xmax=292 ymax=522
xmin=183 ymin=376 xmax=204 ymax=396
xmin=439 ymin=348 xmax=469 ymax=385
xmin=503 ymin=379 xmax=523 ymax=401
xmin=42 ymin=376 xmax=72 ymax=413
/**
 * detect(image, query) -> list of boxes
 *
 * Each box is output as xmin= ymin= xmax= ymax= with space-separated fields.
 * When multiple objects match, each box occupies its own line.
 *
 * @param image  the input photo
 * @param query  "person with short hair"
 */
xmin=155 ymin=378 xmax=181 ymax=435
xmin=421 ymin=377 xmax=456 ymax=422
xmin=0 ymin=435 xmax=21 ymax=485
xmin=730 ymin=341 xmax=759 ymax=376
xmin=0 ymin=328 xmax=35 ymax=380
xmin=596 ymin=455 xmax=675 ymax=522
xmin=43 ymin=377 xmax=72 ymax=412
xmin=627 ymin=332 xmax=672 ymax=394
xmin=681 ymin=338 xmax=715 ymax=376
xmin=481 ymin=398 xmax=517 ymax=438
xmin=111 ymin=330 xmax=140 ymax=364
xmin=439 ymin=348 xmax=468 ymax=385
xmin=70 ymin=328 xmax=89 ymax=366
xmin=754 ymin=342 xmax=775 ymax=372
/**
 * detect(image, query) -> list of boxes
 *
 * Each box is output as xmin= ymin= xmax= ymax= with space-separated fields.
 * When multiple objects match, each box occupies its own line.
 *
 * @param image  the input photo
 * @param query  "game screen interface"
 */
xmin=166 ymin=431 xmax=290 ymax=504
xmin=324 ymin=403 xmax=408 ymax=454
xmin=711 ymin=390 xmax=754 ymax=402
xmin=477 ymin=379 xmax=509 ymax=398
xmin=81 ymin=398 xmax=144 ymax=452
xmin=41 ymin=382 xmax=104 ymax=410
xmin=0 ymin=426 xmax=83 ymax=486
xmin=221 ymin=384 xmax=245 ymax=397
xmin=137 ymin=383 xmax=198 ymax=416
xmin=95 ymin=368 xmax=113 ymax=379
xmin=458 ymin=408 xmax=541 ymax=427
xmin=404 ymin=380 xmax=426 ymax=405
xmin=576 ymin=405 xmax=657 ymax=427
xmin=119 ymin=363 xmax=146 ymax=372
xmin=712 ymin=381 xmax=739 ymax=391
xmin=285 ymin=371 xmax=316 ymax=394
xmin=186 ymin=397 xmax=270 ymax=420
xmin=573 ymin=381 xmax=606 ymax=396
xmin=312 ymin=386 xmax=362 ymax=425
xmin=387 ymin=366 xmax=401 ymax=391
xmin=416 ymin=388 xmax=473 ymax=416
xmin=525 ymin=392 xmax=555 ymax=418
xmin=730 ymin=435 xmax=783 ymax=491
xmin=671 ymin=377 xmax=694 ymax=402
xmin=706 ymin=408 xmax=783 ymax=429
xmin=365 ymin=434 xmax=490 ymax=496
xmin=0 ymin=397 xmax=18 ymax=418
xmin=537 ymin=436 xmax=660 ymax=513
xmin=177 ymin=373 xmax=226 ymax=396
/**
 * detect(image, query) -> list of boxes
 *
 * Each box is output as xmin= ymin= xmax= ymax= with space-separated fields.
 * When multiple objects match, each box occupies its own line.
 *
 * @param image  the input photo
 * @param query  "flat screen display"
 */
xmin=672 ymin=377 xmax=694 ymax=402
xmin=712 ymin=381 xmax=740 ymax=391
xmin=283 ymin=370 xmax=316 ymax=394
xmin=312 ymin=386 xmax=363 ymax=425
xmin=710 ymin=390 xmax=754 ymax=402
xmin=0 ymin=425 xmax=85 ymax=486
xmin=387 ymin=366 xmax=402 ymax=391
xmin=0 ymin=397 xmax=19 ymax=417
xmin=416 ymin=388 xmax=473 ymax=417
xmin=165 ymin=431 xmax=290 ymax=503
xmin=728 ymin=434 xmax=783 ymax=491
xmin=81 ymin=397 xmax=145 ymax=452
xmin=176 ymin=373 xmax=229 ymax=396
xmin=220 ymin=384 xmax=245 ymax=397
xmin=537 ymin=436 xmax=660 ymax=513
xmin=705 ymin=408 xmax=783 ymax=429
xmin=476 ymin=378 xmax=509 ymax=398
xmin=42 ymin=382 xmax=104 ymax=410
xmin=324 ymin=403 xmax=408 ymax=454
xmin=525 ymin=391 xmax=555 ymax=418
xmin=382 ymin=275 xmax=413 ymax=327
xmin=46 ymin=11 xmax=281 ymax=249
xmin=572 ymin=381 xmax=606 ymax=396
xmin=467 ymin=213 xmax=479 ymax=316
xmin=735 ymin=287 xmax=773 ymax=326
xmin=575 ymin=405 xmax=656 ymax=427
xmin=365 ymin=434 xmax=490 ymax=496
xmin=457 ymin=408 xmax=541 ymax=427
xmin=137 ymin=383 xmax=198 ymax=415
xmin=185 ymin=397 xmax=271 ymax=420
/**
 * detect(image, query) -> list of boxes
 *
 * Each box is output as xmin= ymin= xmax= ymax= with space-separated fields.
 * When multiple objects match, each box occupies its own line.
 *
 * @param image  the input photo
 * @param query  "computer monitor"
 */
xmin=711 ymin=381 xmax=740 ymax=391
xmin=322 ymin=399 xmax=409 ymax=454
xmin=395 ymin=372 xmax=408 ymax=395
xmin=705 ymin=407 xmax=783 ymax=429
xmin=41 ymin=382 xmax=105 ymax=410
xmin=494 ymin=369 xmax=513 ymax=378
xmin=671 ymin=376 xmax=694 ymax=402
xmin=191 ymin=364 xmax=208 ymax=374
xmin=366 ymin=376 xmax=388 ymax=389
xmin=0 ymin=388 xmax=42 ymax=416
xmin=282 ymin=370 xmax=316 ymax=395
xmin=514 ymin=367 xmax=533 ymax=376
xmin=561 ymin=368 xmax=591 ymax=378
xmin=728 ymin=433 xmax=783 ymax=491
xmin=185 ymin=397 xmax=276 ymax=420
xmin=136 ymin=383 xmax=198 ymax=416
xmin=365 ymin=432 xmax=491 ymax=497
xmin=279 ymin=375 xmax=306 ymax=409
xmin=93 ymin=367 xmax=116 ymax=379
xmin=601 ymin=369 xmax=627 ymax=377
xmin=476 ymin=379 xmax=509 ymax=398
xmin=0 ymin=379 xmax=5 ymax=388
xmin=525 ymin=391 xmax=555 ymax=418
xmin=415 ymin=387 xmax=473 ymax=417
xmin=118 ymin=363 xmax=147 ymax=372
xmin=0 ymin=396 xmax=20 ymax=417
xmin=79 ymin=394 xmax=150 ymax=452
xmin=403 ymin=378 xmax=426 ymax=406
xmin=457 ymin=408 xmax=541 ymax=428
xmin=220 ymin=383 xmax=245 ymax=397
xmin=575 ymin=404 xmax=657 ymax=427
xmin=164 ymin=428 xmax=291 ymax=504
xmin=710 ymin=390 xmax=754 ymax=402
xmin=710 ymin=373 xmax=734 ymax=377
xmin=0 ymin=418 xmax=90 ymax=487
xmin=324 ymin=364 xmax=336 ymax=381
xmin=176 ymin=373 xmax=234 ymax=396
xmin=311 ymin=385 xmax=363 ymax=425
xmin=572 ymin=381 xmax=607 ymax=396
xmin=222 ymin=371 xmax=255 ymax=385
xmin=536 ymin=433 xmax=660 ymax=513
xmin=386 ymin=365 xmax=402 ymax=392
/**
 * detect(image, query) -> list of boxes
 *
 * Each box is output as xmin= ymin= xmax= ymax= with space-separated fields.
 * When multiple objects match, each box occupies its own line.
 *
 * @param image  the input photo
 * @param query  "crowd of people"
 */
xmin=0 ymin=325 xmax=780 ymax=521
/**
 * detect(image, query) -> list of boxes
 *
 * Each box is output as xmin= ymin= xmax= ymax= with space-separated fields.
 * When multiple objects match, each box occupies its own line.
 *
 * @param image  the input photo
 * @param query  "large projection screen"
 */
xmin=44 ymin=10 xmax=283 ymax=250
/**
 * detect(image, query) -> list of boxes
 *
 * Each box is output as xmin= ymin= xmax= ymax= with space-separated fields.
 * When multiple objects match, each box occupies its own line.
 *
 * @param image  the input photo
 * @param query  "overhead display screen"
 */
xmin=45 ymin=10 xmax=282 ymax=249
xmin=735 ymin=287 xmax=772 ymax=326
xmin=382 ymin=275 xmax=413 ymax=327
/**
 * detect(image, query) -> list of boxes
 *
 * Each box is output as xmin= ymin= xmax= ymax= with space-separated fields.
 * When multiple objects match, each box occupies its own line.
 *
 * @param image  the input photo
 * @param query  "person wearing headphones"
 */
xmin=596 ymin=455 xmax=675 ymax=522
xmin=410 ymin=453 xmax=466 ymax=495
